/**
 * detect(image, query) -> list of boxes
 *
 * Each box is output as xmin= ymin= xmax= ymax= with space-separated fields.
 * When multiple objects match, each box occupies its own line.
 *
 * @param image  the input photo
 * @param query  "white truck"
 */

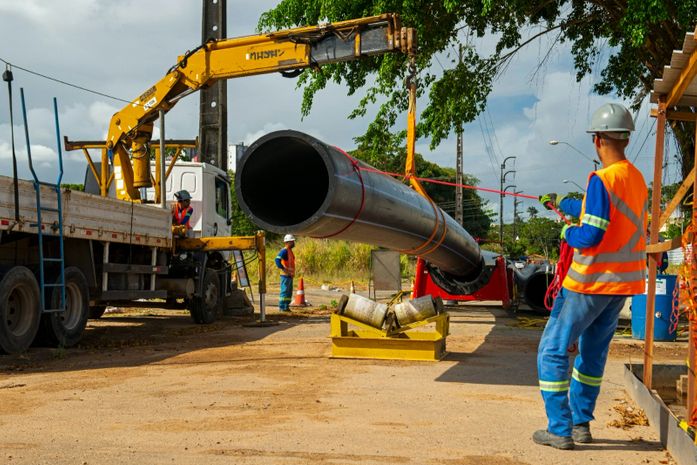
xmin=0 ymin=159 xmax=262 ymax=354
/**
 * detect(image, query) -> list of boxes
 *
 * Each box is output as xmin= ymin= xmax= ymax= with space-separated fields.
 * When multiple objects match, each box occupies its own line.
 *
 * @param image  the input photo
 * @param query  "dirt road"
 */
xmin=0 ymin=291 xmax=679 ymax=465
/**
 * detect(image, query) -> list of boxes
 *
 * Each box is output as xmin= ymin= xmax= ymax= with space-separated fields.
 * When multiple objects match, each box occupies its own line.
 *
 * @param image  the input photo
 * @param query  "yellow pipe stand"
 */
xmin=329 ymin=312 xmax=449 ymax=361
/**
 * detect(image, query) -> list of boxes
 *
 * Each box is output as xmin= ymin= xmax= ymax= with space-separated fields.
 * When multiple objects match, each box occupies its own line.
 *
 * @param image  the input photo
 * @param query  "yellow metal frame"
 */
xmin=329 ymin=312 xmax=449 ymax=361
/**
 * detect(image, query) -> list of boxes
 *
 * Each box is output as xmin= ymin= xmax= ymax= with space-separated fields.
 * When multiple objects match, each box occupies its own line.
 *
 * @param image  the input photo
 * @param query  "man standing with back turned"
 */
xmin=534 ymin=103 xmax=648 ymax=450
xmin=275 ymin=234 xmax=296 ymax=312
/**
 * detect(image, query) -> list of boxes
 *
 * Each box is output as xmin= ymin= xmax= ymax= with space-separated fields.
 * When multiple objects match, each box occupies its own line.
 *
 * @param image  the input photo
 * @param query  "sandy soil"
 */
xmin=0 ymin=287 xmax=681 ymax=465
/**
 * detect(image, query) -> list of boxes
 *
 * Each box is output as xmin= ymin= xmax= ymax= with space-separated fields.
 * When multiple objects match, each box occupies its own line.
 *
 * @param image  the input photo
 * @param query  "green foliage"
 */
xmin=519 ymin=217 xmax=563 ymax=259
xmin=228 ymin=171 xmax=262 ymax=236
xmin=259 ymin=1 xmax=696 ymax=167
xmin=61 ymin=183 xmax=84 ymax=191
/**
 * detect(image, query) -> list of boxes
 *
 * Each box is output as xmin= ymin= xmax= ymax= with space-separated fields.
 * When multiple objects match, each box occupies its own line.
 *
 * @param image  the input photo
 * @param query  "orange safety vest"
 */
xmin=172 ymin=204 xmax=193 ymax=228
xmin=563 ymin=160 xmax=648 ymax=295
xmin=280 ymin=247 xmax=295 ymax=277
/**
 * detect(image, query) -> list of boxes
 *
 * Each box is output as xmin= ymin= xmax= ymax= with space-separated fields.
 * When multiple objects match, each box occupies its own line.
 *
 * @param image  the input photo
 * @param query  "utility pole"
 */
xmin=454 ymin=45 xmax=464 ymax=226
xmin=513 ymin=190 xmax=523 ymax=241
xmin=499 ymin=156 xmax=516 ymax=245
xmin=199 ymin=0 xmax=227 ymax=169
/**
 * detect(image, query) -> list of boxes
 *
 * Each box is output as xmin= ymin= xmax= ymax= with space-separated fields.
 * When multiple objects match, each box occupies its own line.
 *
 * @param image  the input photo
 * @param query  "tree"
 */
xmin=228 ymin=171 xmax=259 ymax=236
xmin=527 ymin=206 xmax=538 ymax=219
xmin=259 ymin=1 xmax=696 ymax=173
xmin=519 ymin=217 xmax=564 ymax=259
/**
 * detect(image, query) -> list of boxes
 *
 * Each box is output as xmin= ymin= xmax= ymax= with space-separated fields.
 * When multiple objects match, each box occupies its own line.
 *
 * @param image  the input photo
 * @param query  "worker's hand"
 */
xmin=560 ymin=223 xmax=572 ymax=240
xmin=539 ymin=193 xmax=557 ymax=210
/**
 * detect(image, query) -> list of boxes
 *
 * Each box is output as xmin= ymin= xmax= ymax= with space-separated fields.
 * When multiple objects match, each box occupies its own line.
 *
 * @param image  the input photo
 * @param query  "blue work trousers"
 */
xmin=279 ymin=275 xmax=293 ymax=310
xmin=537 ymin=287 xmax=626 ymax=437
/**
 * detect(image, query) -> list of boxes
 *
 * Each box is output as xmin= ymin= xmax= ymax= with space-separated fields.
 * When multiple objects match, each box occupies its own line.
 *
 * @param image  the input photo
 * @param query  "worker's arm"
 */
xmin=562 ymin=175 xmax=610 ymax=248
xmin=558 ymin=197 xmax=582 ymax=218
xmin=275 ymin=248 xmax=288 ymax=270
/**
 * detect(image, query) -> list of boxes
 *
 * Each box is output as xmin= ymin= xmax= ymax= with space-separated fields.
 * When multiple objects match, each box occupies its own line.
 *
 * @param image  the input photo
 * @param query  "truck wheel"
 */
xmin=188 ymin=269 xmax=222 ymax=324
xmin=38 ymin=267 xmax=89 ymax=347
xmin=0 ymin=266 xmax=41 ymax=354
xmin=89 ymin=306 xmax=106 ymax=319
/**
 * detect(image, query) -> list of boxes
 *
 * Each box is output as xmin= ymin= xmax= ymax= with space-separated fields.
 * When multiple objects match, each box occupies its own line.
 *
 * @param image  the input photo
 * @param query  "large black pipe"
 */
xmin=236 ymin=130 xmax=485 ymax=282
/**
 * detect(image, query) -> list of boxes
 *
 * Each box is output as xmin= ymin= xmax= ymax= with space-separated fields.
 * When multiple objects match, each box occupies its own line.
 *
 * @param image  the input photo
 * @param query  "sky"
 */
xmin=0 ymin=0 xmax=678 ymax=223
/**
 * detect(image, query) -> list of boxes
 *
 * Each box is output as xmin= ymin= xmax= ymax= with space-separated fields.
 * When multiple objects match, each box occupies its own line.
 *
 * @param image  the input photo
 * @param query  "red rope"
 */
xmin=544 ymin=240 xmax=574 ymax=310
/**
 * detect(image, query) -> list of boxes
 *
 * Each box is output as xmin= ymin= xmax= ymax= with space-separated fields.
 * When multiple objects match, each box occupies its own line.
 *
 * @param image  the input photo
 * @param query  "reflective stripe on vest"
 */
xmin=562 ymin=160 xmax=647 ymax=295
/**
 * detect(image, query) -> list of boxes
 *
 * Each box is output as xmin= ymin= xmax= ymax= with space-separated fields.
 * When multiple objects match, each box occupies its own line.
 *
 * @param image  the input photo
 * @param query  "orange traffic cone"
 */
xmin=291 ymin=277 xmax=309 ymax=307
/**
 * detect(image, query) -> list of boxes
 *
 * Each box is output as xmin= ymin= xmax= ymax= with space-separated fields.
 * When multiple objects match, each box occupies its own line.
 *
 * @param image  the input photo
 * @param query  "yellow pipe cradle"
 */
xmin=329 ymin=311 xmax=449 ymax=361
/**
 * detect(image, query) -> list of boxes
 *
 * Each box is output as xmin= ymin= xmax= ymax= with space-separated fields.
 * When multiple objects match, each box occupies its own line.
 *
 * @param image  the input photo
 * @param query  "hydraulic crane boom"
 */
xmin=105 ymin=13 xmax=415 ymax=201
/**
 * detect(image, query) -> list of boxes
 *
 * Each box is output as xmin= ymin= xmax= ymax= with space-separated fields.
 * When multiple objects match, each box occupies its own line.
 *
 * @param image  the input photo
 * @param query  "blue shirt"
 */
xmin=275 ymin=248 xmax=289 ymax=270
xmin=559 ymin=175 xmax=610 ymax=249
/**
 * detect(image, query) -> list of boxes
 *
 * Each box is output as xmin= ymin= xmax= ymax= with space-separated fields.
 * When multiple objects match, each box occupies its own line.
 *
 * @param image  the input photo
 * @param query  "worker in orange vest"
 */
xmin=172 ymin=190 xmax=194 ymax=236
xmin=275 ymin=234 xmax=296 ymax=311
xmin=535 ymin=103 xmax=648 ymax=450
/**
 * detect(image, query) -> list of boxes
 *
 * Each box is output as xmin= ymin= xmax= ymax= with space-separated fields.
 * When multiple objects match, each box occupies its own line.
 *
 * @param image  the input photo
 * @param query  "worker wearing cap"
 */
xmin=172 ymin=190 xmax=194 ymax=230
xmin=535 ymin=103 xmax=648 ymax=450
xmin=275 ymin=234 xmax=296 ymax=312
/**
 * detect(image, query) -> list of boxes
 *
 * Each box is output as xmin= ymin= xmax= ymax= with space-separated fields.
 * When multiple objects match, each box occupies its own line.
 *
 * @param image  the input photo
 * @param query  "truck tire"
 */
xmin=188 ymin=269 xmax=222 ymax=324
xmin=0 ymin=266 xmax=41 ymax=354
xmin=38 ymin=267 xmax=89 ymax=348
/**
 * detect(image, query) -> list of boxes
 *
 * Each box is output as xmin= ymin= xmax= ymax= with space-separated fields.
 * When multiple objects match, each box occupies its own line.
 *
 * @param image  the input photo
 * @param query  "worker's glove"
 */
xmin=539 ymin=193 xmax=558 ymax=210
xmin=560 ymin=223 xmax=572 ymax=240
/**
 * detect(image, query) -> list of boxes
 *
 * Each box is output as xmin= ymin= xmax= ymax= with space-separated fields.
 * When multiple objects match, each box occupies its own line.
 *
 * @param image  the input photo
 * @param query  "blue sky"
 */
xmin=0 ymin=0 xmax=674 ymax=223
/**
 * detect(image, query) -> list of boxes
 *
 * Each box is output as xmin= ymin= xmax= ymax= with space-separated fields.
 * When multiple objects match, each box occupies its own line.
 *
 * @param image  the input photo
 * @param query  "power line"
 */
xmin=0 ymin=57 xmax=135 ymax=105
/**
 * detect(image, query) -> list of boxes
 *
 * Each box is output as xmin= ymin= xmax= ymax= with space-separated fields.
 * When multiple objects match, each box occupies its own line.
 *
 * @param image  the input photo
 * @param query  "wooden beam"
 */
xmin=650 ymin=108 xmax=697 ymax=122
xmin=646 ymin=236 xmax=681 ymax=253
xmin=658 ymin=166 xmax=694 ymax=229
xmin=667 ymin=35 xmax=697 ymax=107
xmin=644 ymin=98 xmax=668 ymax=389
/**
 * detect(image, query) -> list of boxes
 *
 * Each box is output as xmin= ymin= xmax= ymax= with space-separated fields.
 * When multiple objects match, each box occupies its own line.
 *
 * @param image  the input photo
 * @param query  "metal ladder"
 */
xmin=21 ymin=90 xmax=66 ymax=313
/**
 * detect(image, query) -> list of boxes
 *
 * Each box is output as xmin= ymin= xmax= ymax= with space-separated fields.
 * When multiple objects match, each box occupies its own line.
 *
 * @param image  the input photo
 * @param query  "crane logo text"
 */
xmin=246 ymin=49 xmax=285 ymax=60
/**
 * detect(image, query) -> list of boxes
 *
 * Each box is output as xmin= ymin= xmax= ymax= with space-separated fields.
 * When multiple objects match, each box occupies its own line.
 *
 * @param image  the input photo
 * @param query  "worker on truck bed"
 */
xmin=275 ymin=234 xmax=296 ymax=312
xmin=172 ymin=190 xmax=193 ymax=232
xmin=535 ymin=103 xmax=648 ymax=450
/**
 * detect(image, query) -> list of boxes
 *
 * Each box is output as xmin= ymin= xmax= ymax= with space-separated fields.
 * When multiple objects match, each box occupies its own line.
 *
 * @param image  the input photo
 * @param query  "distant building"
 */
xmin=227 ymin=143 xmax=247 ymax=172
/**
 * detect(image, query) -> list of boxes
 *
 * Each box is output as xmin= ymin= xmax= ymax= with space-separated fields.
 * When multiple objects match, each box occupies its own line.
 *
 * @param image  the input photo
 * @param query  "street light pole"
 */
xmin=549 ymin=140 xmax=599 ymax=170
xmin=563 ymin=179 xmax=586 ymax=192
xmin=499 ymin=156 xmax=516 ymax=245
xmin=502 ymin=183 xmax=517 ymax=246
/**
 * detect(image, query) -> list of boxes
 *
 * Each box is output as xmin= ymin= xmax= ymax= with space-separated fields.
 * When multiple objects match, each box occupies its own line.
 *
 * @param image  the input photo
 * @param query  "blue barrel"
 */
xmin=631 ymin=274 xmax=677 ymax=341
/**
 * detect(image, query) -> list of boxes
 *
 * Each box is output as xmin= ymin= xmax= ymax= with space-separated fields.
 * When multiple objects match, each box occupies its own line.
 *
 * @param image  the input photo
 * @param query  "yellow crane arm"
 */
xmin=106 ymin=13 xmax=415 ymax=201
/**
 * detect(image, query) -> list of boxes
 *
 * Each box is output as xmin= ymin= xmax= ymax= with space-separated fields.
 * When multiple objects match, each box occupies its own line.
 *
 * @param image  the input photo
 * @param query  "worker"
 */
xmin=172 ymin=190 xmax=193 ymax=232
xmin=535 ymin=103 xmax=648 ymax=450
xmin=275 ymin=234 xmax=296 ymax=312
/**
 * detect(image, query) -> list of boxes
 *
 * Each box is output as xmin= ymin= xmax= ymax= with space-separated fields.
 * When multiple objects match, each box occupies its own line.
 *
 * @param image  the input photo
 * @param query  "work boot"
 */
xmin=572 ymin=422 xmax=592 ymax=443
xmin=532 ymin=429 xmax=574 ymax=450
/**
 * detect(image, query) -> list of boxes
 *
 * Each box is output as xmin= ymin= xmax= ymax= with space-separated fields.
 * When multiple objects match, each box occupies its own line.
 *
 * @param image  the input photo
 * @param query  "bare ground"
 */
xmin=0 ymin=286 xmax=681 ymax=465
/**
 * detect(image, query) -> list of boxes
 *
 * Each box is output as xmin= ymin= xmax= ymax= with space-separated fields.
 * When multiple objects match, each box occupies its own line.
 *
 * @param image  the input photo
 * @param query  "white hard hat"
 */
xmin=587 ymin=103 xmax=634 ymax=139
xmin=283 ymin=234 xmax=296 ymax=242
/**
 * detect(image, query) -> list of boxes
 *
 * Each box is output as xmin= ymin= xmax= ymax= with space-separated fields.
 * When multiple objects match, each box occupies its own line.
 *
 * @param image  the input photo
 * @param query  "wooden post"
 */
xmin=644 ymin=98 xmax=667 ymax=389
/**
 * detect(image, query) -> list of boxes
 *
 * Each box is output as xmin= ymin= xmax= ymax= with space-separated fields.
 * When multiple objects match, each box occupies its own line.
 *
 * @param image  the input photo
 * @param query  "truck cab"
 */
xmin=85 ymin=161 xmax=232 ymax=239
xmin=157 ymin=162 xmax=231 ymax=239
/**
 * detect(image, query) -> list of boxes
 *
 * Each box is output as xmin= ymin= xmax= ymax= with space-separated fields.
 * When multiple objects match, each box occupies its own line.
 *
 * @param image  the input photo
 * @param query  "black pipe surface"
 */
xmin=236 ymin=130 xmax=483 ymax=280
